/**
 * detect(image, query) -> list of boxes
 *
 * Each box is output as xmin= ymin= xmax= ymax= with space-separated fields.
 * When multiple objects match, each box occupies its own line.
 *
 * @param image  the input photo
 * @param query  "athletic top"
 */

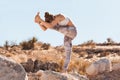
xmin=58 ymin=17 xmax=70 ymax=26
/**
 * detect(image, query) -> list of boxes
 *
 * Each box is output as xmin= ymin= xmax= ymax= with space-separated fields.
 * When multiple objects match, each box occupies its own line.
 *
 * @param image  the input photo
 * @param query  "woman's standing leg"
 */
xmin=63 ymin=36 xmax=72 ymax=71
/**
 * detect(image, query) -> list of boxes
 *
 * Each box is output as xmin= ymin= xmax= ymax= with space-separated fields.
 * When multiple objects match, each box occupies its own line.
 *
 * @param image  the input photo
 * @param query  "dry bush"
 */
xmin=80 ymin=40 xmax=96 ymax=48
xmin=98 ymin=52 xmax=110 ymax=57
xmin=4 ymin=41 xmax=9 ymax=50
xmin=54 ymin=46 xmax=64 ymax=53
xmin=58 ymin=59 xmax=64 ymax=71
xmin=106 ymin=38 xmax=115 ymax=45
xmin=68 ymin=58 xmax=91 ymax=75
xmin=20 ymin=37 xmax=37 ymax=50
xmin=72 ymin=47 xmax=81 ymax=53
xmin=34 ymin=42 xmax=43 ymax=50
xmin=11 ymin=54 xmax=28 ymax=63
xmin=86 ymin=54 xmax=94 ymax=59
xmin=3 ymin=41 xmax=18 ymax=50
xmin=5 ymin=52 xmax=14 ymax=57
xmin=41 ymin=43 xmax=50 ymax=50
xmin=79 ymin=51 xmax=88 ymax=57
xmin=20 ymin=41 xmax=32 ymax=50
xmin=108 ymin=55 xmax=120 ymax=64
xmin=21 ymin=59 xmax=60 ymax=73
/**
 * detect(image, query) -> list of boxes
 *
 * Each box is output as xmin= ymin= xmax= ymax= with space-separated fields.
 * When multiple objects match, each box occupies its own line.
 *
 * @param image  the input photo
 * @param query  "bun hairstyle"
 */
xmin=44 ymin=12 xmax=54 ymax=23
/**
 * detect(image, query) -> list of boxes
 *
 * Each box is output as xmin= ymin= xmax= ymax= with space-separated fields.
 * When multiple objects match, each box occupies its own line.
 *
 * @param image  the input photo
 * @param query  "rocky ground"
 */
xmin=0 ymin=39 xmax=120 ymax=80
xmin=89 ymin=69 xmax=120 ymax=80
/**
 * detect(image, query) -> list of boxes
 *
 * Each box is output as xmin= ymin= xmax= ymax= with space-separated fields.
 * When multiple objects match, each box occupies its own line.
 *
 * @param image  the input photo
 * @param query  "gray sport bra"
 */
xmin=58 ymin=17 xmax=70 ymax=26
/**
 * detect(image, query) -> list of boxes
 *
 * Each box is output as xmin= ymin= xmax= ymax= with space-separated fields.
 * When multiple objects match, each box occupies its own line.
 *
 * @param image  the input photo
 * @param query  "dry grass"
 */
xmin=0 ymin=41 xmax=120 ymax=77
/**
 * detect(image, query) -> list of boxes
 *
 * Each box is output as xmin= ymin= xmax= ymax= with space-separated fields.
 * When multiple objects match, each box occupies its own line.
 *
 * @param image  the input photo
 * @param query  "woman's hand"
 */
xmin=35 ymin=12 xmax=42 ymax=23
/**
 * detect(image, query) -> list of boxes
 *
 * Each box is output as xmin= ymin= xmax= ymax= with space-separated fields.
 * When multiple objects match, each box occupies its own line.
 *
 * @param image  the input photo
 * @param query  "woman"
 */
xmin=35 ymin=12 xmax=77 ymax=72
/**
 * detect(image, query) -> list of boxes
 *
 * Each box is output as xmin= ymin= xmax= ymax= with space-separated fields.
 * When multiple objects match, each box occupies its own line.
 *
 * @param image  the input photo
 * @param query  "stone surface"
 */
xmin=86 ymin=58 xmax=112 ymax=76
xmin=112 ymin=63 xmax=120 ymax=70
xmin=28 ymin=70 xmax=89 ymax=80
xmin=0 ymin=55 xmax=27 ymax=80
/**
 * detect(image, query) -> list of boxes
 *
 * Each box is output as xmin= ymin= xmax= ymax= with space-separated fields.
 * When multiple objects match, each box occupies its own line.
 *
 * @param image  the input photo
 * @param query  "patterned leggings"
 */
xmin=53 ymin=25 xmax=77 ymax=71
xmin=63 ymin=36 xmax=72 ymax=71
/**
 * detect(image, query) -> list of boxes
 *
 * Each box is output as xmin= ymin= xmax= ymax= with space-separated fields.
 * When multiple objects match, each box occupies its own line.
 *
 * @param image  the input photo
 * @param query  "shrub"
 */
xmin=41 ymin=43 xmax=50 ymax=50
xmin=4 ymin=41 xmax=9 ymax=50
xmin=20 ymin=37 xmax=37 ymax=50
xmin=72 ymin=47 xmax=81 ymax=53
xmin=81 ymin=40 xmax=96 ymax=48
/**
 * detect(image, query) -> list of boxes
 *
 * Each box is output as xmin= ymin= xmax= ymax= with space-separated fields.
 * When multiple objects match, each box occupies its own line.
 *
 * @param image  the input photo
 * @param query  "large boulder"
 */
xmin=0 ymin=55 xmax=27 ymax=80
xmin=86 ymin=58 xmax=112 ymax=76
xmin=28 ymin=70 xmax=89 ymax=80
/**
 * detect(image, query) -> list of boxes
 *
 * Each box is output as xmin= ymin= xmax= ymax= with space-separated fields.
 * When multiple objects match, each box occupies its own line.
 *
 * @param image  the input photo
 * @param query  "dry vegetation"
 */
xmin=0 ymin=37 xmax=120 ymax=80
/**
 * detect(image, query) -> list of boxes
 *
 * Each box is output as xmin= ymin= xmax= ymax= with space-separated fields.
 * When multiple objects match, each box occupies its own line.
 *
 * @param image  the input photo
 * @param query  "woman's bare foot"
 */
xmin=34 ymin=12 xmax=41 ymax=23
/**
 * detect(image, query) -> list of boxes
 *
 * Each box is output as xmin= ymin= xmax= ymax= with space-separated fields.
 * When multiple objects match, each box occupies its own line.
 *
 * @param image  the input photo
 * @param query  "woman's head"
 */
xmin=44 ymin=12 xmax=54 ymax=23
xmin=44 ymin=12 xmax=64 ymax=23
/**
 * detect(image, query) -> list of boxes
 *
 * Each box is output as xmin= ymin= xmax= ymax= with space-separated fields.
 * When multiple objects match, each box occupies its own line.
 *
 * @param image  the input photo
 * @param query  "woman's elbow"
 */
xmin=45 ymin=24 xmax=54 ymax=28
xmin=42 ymin=28 xmax=47 ymax=31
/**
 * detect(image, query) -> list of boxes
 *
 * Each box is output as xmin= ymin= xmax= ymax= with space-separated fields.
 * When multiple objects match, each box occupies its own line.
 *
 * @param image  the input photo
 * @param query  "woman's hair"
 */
xmin=44 ymin=12 xmax=54 ymax=23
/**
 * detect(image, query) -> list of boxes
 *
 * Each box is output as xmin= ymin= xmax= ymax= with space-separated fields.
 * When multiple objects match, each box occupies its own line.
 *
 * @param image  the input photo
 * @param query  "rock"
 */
xmin=86 ymin=58 xmax=112 ymax=76
xmin=89 ymin=69 xmax=120 ymax=80
xmin=28 ymin=70 xmax=89 ymax=80
xmin=0 ymin=55 xmax=27 ymax=80
xmin=112 ymin=63 xmax=120 ymax=70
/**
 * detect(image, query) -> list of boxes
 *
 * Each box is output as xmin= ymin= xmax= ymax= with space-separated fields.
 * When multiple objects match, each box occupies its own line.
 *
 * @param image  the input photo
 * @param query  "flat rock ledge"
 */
xmin=28 ymin=70 xmax=89 ymax=80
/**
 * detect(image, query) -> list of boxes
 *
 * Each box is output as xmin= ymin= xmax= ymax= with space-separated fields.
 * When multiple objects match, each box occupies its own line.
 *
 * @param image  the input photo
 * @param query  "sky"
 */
xmin=0 ymin=0 xmax=120 ymax=46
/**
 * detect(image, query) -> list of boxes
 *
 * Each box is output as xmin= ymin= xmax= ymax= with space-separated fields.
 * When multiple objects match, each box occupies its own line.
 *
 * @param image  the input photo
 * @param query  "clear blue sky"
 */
xmin=0 ymin=0 xmax=120 ymax=46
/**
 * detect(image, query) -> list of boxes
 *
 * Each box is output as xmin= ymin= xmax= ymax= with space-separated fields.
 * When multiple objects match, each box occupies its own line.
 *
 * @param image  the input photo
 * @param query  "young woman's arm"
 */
xmin=39 ymin=19 xmax=56 ymax=28
xmin=39 ymin=23 xmax=47 ymax=31
xmin=35 ymin=12 xmax=48 ymax=31
xmin=35 ymin=12 xmax=56 ymax=29
xmin=35 ymin=19 xmax=47 ymax=31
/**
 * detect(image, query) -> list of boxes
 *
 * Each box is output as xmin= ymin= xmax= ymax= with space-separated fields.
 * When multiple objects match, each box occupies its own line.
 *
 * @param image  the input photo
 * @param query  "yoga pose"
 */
xmin=35 ymin=12 xmax=77 ymax=72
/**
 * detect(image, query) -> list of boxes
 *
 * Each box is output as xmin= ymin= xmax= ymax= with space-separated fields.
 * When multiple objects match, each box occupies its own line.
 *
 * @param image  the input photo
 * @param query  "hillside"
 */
xmin=0 ymin=38 xmax=120 ymax=80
